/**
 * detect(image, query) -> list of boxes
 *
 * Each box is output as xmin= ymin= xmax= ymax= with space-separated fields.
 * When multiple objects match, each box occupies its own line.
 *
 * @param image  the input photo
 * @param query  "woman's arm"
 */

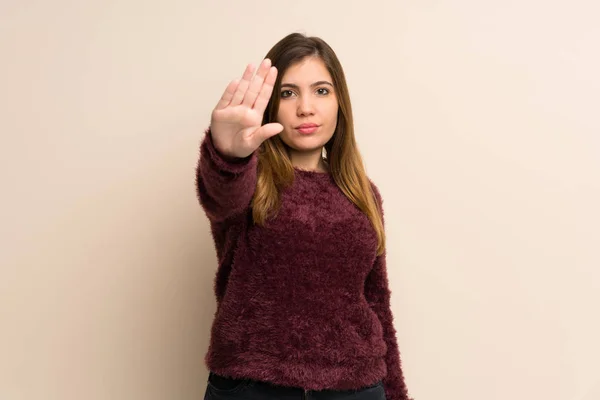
xmin=196 ymin=58 xmax=282 ymax=223
xmin=195 ymin=127 xmax=258 ymax=223
xmin=364 ymin=183 xmax=414 ymax=400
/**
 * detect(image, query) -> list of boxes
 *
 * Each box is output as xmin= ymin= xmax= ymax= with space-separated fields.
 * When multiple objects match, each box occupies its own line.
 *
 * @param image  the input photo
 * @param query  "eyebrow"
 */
xmin=280 ymin=81 xmax=334 ymax=89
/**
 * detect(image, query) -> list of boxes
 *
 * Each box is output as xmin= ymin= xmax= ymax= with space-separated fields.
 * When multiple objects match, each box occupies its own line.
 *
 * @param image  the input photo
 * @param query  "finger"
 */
xmin=252 ymin=66 xmax=278 ymax=113
xmin=242 ymin=58 xmax=271 ymax=108
xmin=214 ymin=79 xmax=240 ymax=110
xmin=230 ymin=63 xmax=255 ymax=106
xmin=248 ymin=122 xmax=283 ymax=147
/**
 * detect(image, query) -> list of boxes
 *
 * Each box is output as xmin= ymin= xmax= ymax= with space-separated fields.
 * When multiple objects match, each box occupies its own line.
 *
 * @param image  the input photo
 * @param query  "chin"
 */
xmin=284 ymin=133 xmax=330 ymax=148
xmin=288 ymin=138 xmax=329 ymax=152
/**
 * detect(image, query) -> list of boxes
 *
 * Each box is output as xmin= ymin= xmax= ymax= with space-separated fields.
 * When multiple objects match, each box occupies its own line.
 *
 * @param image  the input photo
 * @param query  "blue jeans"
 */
xmin=204 ymin=371 xmax=386 ymax=400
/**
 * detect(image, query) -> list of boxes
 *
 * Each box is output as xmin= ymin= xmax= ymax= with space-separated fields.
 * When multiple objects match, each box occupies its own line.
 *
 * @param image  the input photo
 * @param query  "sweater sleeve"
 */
xmin=364 ymin=183 xmax=413 ymax=400
xmin=195 ymin=127 xmax=259 ymax=223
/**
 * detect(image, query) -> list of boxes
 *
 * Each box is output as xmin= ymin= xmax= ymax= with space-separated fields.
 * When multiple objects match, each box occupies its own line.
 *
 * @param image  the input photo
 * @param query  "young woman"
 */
xmin=197 ymin=32 xmax=413 ymax=400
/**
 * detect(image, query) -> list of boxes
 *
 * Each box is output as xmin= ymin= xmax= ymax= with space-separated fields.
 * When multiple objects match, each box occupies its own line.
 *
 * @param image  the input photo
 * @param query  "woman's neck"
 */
xmin=290 ymin=149 xmax=329 ymax=172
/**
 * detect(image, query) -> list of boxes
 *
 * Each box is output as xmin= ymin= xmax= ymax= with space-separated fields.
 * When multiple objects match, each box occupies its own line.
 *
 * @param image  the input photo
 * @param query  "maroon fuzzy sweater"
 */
xmin=195 ymin=128 xmax=412 ymax=400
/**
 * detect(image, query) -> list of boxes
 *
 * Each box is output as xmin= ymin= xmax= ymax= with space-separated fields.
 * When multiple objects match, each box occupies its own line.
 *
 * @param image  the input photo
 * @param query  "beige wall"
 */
xmin=1 ymin=1 xmax=598 ymax=399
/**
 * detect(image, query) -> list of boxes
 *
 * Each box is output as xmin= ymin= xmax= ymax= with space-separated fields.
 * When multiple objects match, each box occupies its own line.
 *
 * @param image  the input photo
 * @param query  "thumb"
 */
xmin=252 ymin=123 xmax=284 ymax=145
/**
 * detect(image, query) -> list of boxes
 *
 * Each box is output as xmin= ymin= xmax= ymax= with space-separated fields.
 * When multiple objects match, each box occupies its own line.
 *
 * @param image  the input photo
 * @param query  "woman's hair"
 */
xmin=251 ymin=32 xmax=386 ymax=255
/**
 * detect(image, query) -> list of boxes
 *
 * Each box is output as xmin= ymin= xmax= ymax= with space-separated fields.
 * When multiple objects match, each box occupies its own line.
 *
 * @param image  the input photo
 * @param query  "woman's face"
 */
xmin=276 ymin=57 xmax=339 ymax=154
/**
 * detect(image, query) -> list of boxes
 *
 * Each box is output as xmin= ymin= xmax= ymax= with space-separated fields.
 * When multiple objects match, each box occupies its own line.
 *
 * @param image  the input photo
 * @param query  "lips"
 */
xmin=295 ymin=123 xmax=320 ymax=135
xmin=295 ymin=123 xmax=319 ymax=129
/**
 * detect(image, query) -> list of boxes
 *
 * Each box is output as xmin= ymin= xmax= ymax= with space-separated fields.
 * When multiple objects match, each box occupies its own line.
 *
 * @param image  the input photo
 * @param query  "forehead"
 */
xmin=281 ymin=57 xmax=332 ymax=84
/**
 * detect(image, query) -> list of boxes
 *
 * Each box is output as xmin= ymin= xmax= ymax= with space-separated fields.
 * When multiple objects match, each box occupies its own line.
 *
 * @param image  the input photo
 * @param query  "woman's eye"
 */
xmin=281 ymin=90 xmax=295 ymax=98
xmin=316 ymin=88 xmax=330 ymax=95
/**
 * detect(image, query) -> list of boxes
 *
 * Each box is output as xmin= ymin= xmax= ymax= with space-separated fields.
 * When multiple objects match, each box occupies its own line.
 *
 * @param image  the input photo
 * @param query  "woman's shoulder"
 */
xmin=367 ymin=177 xmax=383 ymax=204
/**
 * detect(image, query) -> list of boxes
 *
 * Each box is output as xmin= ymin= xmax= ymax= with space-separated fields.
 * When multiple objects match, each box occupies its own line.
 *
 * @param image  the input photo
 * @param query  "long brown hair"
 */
xmin=251 ymin=32 xmax=386 ymax=255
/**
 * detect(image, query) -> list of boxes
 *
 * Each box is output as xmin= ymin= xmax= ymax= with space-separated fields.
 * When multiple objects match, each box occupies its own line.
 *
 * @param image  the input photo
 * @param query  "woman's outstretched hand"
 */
xmin=210 ymin=58 xmax=284 ymax=159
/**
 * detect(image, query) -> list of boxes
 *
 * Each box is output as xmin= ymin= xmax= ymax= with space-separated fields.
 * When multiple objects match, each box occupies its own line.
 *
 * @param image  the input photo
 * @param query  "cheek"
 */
xmin=326 ymin=104 xmax=339 ymax=124
xmin=276 ymin=102 xmax=294 ymax=123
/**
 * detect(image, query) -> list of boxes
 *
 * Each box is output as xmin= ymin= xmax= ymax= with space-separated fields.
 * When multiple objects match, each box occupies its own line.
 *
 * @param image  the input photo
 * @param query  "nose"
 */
xmin=296 ymin=95 xmax=315 ymax=116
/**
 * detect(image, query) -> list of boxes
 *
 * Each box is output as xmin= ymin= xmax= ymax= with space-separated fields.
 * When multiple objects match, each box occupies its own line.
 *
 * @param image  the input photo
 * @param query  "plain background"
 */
xmin=1 ymin=1 xmax=599 ymax=399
